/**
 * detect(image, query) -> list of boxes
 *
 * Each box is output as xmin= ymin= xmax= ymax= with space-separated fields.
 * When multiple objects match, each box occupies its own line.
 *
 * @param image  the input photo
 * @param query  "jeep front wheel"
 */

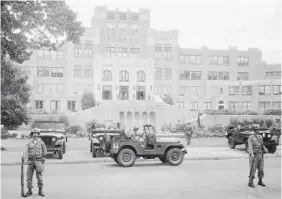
xmin=166 ymin=148 xmax=184 ymax=166
xmin=58 ymin=150 xmax=63 ymax=159
xmin=90 ymin=143 xmax=92 ymax=152
xmin=228 ymin=137 xmax=236 ymax=149
xmin=63 ymin=144 xmax=66 ymax=154
xmin=117 ymin=148 xmax=136 ymax=167
xmin=268 ymin=145 xmax=277 ymax=153
xmin=92 ymin=149 xmax=97 ymax=158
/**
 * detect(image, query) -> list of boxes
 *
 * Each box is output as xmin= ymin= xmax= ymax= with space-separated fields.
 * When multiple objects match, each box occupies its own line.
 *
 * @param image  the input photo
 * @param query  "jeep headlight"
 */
xmin=99 ymin=137 xmax=103 ymax=140
xmin=268 ymin=134 xmax=271 ymax=138
xmin=52 ymin=138 xmax=56 ymax=142
xmin=262 ymin=133 xmax=265 ymax=137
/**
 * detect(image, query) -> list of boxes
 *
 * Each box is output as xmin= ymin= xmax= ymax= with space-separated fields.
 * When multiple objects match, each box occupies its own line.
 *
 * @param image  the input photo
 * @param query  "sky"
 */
xmin=66 ymin=0 xmax=281 ymax=64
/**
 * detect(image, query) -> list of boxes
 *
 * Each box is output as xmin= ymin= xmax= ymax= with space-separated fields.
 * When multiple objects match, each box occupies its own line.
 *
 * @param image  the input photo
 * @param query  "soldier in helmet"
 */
xmin=23 ymin=128 xmax=47 ymax=197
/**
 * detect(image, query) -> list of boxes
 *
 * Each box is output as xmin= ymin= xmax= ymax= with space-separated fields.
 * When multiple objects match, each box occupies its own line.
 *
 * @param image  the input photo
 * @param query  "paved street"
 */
xmin=1 ymin=158 xmax=281 ymax=199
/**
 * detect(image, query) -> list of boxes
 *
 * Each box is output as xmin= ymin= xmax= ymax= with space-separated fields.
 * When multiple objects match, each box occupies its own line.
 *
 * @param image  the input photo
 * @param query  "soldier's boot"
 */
xmin=258 ymin=178 xmax=266 ymax=187
xmin=24 ymin=188 xmax=32 ymax=197
xmin=38 ymin=187 xmax=45 ymax=197
xmin=248 ymin=178 xmax=255 ymax=188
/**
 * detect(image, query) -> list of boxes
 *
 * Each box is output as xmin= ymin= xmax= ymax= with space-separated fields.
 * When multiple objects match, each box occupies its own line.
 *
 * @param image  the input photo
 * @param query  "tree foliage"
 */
xmin=81 ymin=92 xmax=96 ymax=111
xmin=163 ymin=95 xmax=174 ymax=105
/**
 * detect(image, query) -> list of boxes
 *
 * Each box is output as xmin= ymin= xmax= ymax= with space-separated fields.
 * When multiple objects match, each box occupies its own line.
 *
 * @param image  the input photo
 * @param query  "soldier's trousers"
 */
xmin=185 ymin=132 xmax=192 ymax=145
xmin=249 ymin=152 xmax=264 ymax=179
xmin=26 ymin=162 xmax=43 ymax=188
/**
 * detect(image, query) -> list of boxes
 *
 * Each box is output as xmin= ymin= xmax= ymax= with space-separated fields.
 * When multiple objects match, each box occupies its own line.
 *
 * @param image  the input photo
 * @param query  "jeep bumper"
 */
xmin=182 ymin=148 xmax=187 ymax=154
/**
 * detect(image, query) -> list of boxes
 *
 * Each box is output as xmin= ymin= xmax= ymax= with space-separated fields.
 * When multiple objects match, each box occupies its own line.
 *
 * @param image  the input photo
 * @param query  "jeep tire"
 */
xmin=244 ymin=140 xmax=248 ymax=152
xmin=159 ymin=157 xmax=167 ymax=163
xmin=113 ymin=157 xmax=120 ymax=165
xmin=90 ymin=143 xmax=92 ymax=152
xmin=117 ymin=148 xmax=136 ymax=167
xmin=166 ymin=148 xmax=184 ymax=166
xmin=58 ymin=150 xmax=63 ymax=159
xmin=228 ymin=136 xmax=236 ymax=149
xmin=267 ymin=145 xmax=277 ymax=153
xmin=92 ymin=149 xmax=97 ymax=158
xmin=63 ymin=143 xmax=66 ymax=154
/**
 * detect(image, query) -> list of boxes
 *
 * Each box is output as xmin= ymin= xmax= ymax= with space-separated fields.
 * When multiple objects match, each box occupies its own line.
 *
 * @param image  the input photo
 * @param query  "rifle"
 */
xmin=21 ymin=156 xmax=25 ymax=197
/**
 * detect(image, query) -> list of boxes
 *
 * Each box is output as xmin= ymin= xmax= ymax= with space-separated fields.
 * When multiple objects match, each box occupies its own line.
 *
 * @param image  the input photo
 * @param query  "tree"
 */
xmin=1 ymin=61 xmax=31 ymax=129
xmin=1 ymin=1 xmax=84 ymax=129
xmin=163 ymin=95 xmax=174 ymax=105
xmin=81 ymin=92 xmax=96 ymax=110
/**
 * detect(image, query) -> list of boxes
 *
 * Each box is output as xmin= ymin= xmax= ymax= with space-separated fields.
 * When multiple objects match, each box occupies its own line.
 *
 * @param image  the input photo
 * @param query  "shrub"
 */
xmin=263 ymin=109 xmax=281 ymax=115
xmin=1 ymin=147 xmax=7 ymax=150
xmin=230 ymin=118 xmax=239 ymax=126
xmin=11 ymin=133 xmax=17 ymax=139
xmin=68 ymin=125 xmax=83 ymax=134
xmin=242 ymin=118 xmax=252 ymax=126
xmin=59 ymin=114 xmax=70 ymax=126
xmin=265 ymin=119 xmax=273 ymax=128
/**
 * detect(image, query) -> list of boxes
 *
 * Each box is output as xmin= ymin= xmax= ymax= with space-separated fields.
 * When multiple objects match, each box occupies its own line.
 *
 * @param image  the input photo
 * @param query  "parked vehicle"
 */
xmin=225 ymin=125 xmax=280 ymax=153
xmin=106 ymin=124 xmax=188 ymax=167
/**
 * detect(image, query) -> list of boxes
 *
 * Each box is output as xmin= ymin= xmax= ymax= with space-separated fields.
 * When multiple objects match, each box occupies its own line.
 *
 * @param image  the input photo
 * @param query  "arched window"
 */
xmin=137 ymin=71 xmax=146 ymax=82
xmin=119 ymin=70 xmax=129 ymax=82
xmin=102 ymin=70 xmax=112 ymax=81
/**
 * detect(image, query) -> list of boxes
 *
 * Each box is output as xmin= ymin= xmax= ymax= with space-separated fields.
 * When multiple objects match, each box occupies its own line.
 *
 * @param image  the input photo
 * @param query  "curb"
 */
xmin=1 ymin=154 xmax=280 ymax=167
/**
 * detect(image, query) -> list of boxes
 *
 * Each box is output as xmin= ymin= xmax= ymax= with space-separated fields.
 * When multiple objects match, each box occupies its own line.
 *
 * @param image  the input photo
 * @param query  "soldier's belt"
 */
xmin=28 ymin=156 xmax=43 ymax=161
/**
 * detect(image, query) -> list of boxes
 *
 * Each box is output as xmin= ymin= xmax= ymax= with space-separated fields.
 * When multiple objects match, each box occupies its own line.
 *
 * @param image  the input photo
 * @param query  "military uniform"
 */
xmin=184 ymin=124 xmax=193 ymax=145
xmin=247 ymin=133 xmax=268 ymax=187
xmin=23 ymin=130 xmax=47 ymax=197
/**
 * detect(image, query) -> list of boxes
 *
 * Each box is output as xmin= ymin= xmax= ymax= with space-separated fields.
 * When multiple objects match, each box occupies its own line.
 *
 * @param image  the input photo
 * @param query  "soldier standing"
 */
xmin=184 ymin=123 xmax=193 ymax=145
xmin=23 ymin=128 xmax=47 ymax=197
xmin=247 ymin=128 xmax=268 ymax=188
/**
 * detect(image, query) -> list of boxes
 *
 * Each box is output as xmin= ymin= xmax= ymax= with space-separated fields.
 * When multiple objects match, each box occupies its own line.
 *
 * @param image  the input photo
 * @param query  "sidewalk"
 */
xmin=1 ymin=146 xmax=281 ymax=166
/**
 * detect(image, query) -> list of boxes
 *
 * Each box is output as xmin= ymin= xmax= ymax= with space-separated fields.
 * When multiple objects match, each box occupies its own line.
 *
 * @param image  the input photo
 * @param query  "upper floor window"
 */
xmin=131 ymin=13 xmax=139 ymax=22
xmin=107 ymin=11 xmax=115 ymax=20
xmin=106 ymin=47 xmax=116 ymax=56
xmin=119 ymin=70 xmax=129 ymax=82
xmin=107 ymin=28 xmax=111 ymax=43
xmin=191 ymin=71 xmax=202 ymax=80
xmin=164 ymin=86 xmax=172 ymax=96
xmin=179 ymin=86 xmax=189 ymax=96
xmin=74 ymin=65 xmax=82 ymax=78
xmin=229 ymin=101 xmax=240 ymax=111
xmin=273 ymin=101 xmax=281 ymax=109
xmin=242 ymin=101 xmax=252 ymax=112
xmin=102 ymin=70 xmax=112 ymax=82
xmin=37 ymin=49 xmax=51 ymax=60
xmin=164 ymin=68 xmax=171 ymax=80
xmin=176 ymin=101 xmax=185 ymax=110
xmin=155 ymin=45 xmax=162 ymax=60
xmin=119 ymin=12 xmax=127 ymax=21
xmin=266 ymin=71 xmax=281 ymax=78
xmin=163 ymin=45 xmax=172 ymax=61
xmin=259 ymin=85 xmax=270 ymax=95
xmin=35 ymin=100 xmax=44 ymax=110
xmin=179 ymin=70 xmax=190 ymax=80
xmin=155 ymin=68 xmax=162 ymax=80
xmin=190 ymin=102 xmax=198 ymax=111
xmin=204 ymin=102 xmax=212 ymax=111
xmin=37 ymin=66 xmax=50 ymax=77
xmin=237 ymin=72 xmax=249 ymax=80
xmin=84 ymin=66 xmax=92 ymax=78
xmin=208 ymin=56 xmax=229 ymax=66
xmin=118 ymin=47 xmax=128 ymax=57
xmin=51 ymin=67 xmax=63 ymax=78
xmin=229 ymin=86 xmax=240 ymax=96
xmin=273 ymin=85 xmax=282 ymax=95
xmin=207 ymin=71 xmax=229 ymax=80
xmin=130 ymin=48 xmax=139 ymax=57
xmin=84 ymin=40 xmax=92 ymax=58
xmin=242 ymin=86 xmax=252 ymax=95
xmin=180 ymin=55 xmax=201 ymax=65
xmin=258 ymin=101 xmax=270 ymax=112
xmin=237 ymin=56 xmax=249 ymax=66
xmin=56 ymin=50 xmax=64 ymax=59
xmin=111 ymin=28 xmax=116 ymax=43
xmin=137 ymin=71 xmax=146 ymax=82
xmin=74 ymin=42 xmax=82 ymax=58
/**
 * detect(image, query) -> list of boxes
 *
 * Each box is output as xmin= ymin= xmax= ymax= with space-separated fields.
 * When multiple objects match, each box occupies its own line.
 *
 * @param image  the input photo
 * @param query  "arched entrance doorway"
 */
xmin=218 ymin=101 xmax=224 ymax=110
xmin=119 ymin=111 xmax=125 ymax=125
xmin=134 ymin=112 xmax=140 ymax=127
xmin=142 ymin=112 xmax=148 ymax=125
xmin=127 ymin=112 xmax=133 ymax=128
xmin=149 ymin=112 xmax=156 ymax=125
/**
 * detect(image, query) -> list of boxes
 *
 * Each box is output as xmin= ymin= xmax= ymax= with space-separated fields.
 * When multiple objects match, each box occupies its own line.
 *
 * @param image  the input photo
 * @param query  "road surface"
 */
xmin=1 ymin=158 xmax=281 ymax=199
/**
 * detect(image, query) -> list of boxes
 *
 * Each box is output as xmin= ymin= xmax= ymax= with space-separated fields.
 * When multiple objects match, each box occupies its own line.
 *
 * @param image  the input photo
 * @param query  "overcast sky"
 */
xmin=66 ymin=0 xmax=281 ymax=64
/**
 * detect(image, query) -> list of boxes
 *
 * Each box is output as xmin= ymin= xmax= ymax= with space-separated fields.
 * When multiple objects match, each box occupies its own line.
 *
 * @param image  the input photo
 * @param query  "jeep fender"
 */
xmin=118 ymin=145 xmax=137 ymax=155
xmin=271 ymin=135 xmax=278 ymax=143
xmin=91 ymin=138 xmax=100 ymax=144
xmin=164 ymin=145 xmax=185 ymax=156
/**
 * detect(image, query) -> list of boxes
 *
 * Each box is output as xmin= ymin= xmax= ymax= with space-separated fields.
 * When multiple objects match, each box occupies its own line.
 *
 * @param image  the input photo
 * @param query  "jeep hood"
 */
xmin=40 ymin=133 xmax=65 ymax=138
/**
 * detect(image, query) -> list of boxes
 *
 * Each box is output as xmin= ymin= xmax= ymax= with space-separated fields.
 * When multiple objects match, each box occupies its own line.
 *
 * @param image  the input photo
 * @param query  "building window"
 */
xmin=130 ymin=48 xmax=139 ymax=57
xmin=155 ymin=68 xmax=162 ymax=80
xmin=134 ymin=29 xmax=138 ymax=44
xmin=191 ymin=86 xmax=203 ymax=96
xmin=208 ymin=56 xmax=229 ymax=65
xmin=137 ymin=71 xmax=146 ymax=82
xmin=242 ymin=86 xmax=252 ymax=95
xmin=56 ymin=50 xmax=64 ymax=59
xmin=259 ymin=85 xmax=270 ymax=95
xmin=155 ymin=45 xmax=162 ymax=60
xmin=180 ymin=55 xmax=201 ymax=65
xmin=179 ymin=86 xmax=189 ymax=96
xmin=118 ymin=47 xmax=128 ymax=57
xmin=229 ymin=102 xmax=240 ymax=111
xmin=131 ymin=13 xmax=139 ymax=22
xmin=84 ymin=66 xmax=92 ymax=78
xmin=67 ymin=101 xmax=76 ymax=111
xmin=204 ymin=102 xmax=212 ymax=111
xmin=237 ymin=72 xmax=249 ymax=80
xmin=164 ymin=68 xmax=171 ymax=80
xmin=242 ymin=102 xmax=252 ymax=112
xmin=176 ymin=101 xmax=185 ymax=110
xmin=37 ymin=49 xmax=51 ymax=60
xmin=219 ymin=72 xmax=229 ymax=80
xmin=37 ymin=66 xmax=50 ymax=77
xmin=136 ymin=86 xmax=146 ymax=100
xmin=273 ymin=101 xmax=281 ymax=109
xmin=102 ymin=70 xmax=112 ymax=82
xmin=164 ymin=86 xmax=172 ymax=96
xmin=259 ymin=101 xmax=271 ymax=112
xmin=51 ymin=84 xmax=63 ymax=95
xmin=106 ymin=47 xmax=116 ymax=56
xmin=179 ymin=70 xmax=190 ymax=80
xmin=35 ymin=100 xmax=44 ymax=110
xmin=220 ymin=88 xmax=223 ymax=94
xmin=207 ymin=71 xmax=229 ymax=80
xmin=237 ymin=56 xmax=249 ymax=66
xmin=84 ymin=41 xmax=92 ymax=58
xmin=51 ymin=67 xmax=63 ymax=77
xmin=207 ymin=71 xmax=218 ymax=80
xmin=119 ymin=12 xmax=127 ymax=21
xmin=190 ymin=102 xmax=198 ymax=111
xmin=74 ymin=42 xmax=82 ymax=58
xmin=266 ymin=71 xmax=281 ymax=78
xmin=84 ymin=84 xmax=92 ymax=93
xmin=208 ymin=86 xmax=215 ymax=96
xmin=229 ymin=86 xmax=240 ymax=96
xmin=155 ymin=86 xmax=162 ymax=96
xmin=74 ymin=65 xmax=82 ymax=78
xmin=37 ymin=84 xmax=44 ymax=94
xmin=111 ymin=28 xmax=115 ymax=43
xmin=123 ymin=29 xmax=126 ymax=43
xmin=50 ymin=100 xmax=60 ymax=112
xmin=273 ymin=85 xmax=282 ymax=95
xmin=191 ymin=71 xmax=202 ymax=80
xmin=163 ymin=45 xmax=172 ymax=61
xmin=107 ymin=28 xmax=111 ymax=43
xmin=119 ymin=86 xmax=129 ymax=100
xmin=102 ymin=85 xmax=112 ymax=100
xmin=107 ymin=11 xmax=115 ymax=20
xmin=73 ymin=84 xmax=79 ymax=95
xmin=119 ymin=70 xmax=129 ymax=82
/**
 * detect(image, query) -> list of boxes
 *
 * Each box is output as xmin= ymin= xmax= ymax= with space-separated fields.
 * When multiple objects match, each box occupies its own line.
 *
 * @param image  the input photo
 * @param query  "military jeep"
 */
xmin=90 ymin=129 xmax=126 ymax=158
xmin=107 ymin=124 xmax=188 ymax=167
xmin=225 ymin=125 xmax=280 ymax=153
